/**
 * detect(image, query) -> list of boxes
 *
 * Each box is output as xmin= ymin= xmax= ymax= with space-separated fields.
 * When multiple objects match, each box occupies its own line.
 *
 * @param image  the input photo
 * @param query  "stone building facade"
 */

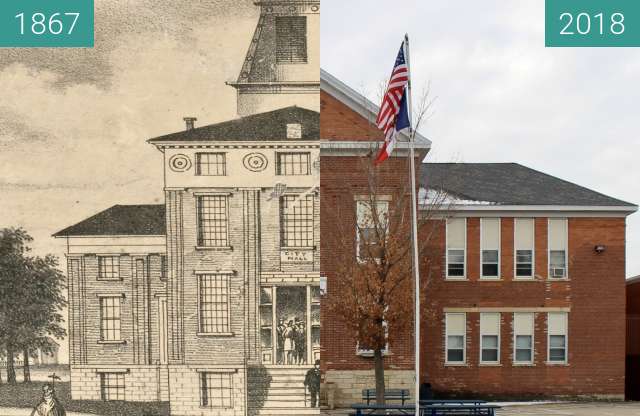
xmin=55 ymin=1 xmax=321 ymax=415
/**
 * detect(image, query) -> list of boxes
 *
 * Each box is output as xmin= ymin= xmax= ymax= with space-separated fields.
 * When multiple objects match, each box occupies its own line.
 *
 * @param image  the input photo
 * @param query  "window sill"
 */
xmin=197 ymin=332 xmax=235 ymax=338
xmin=479 ymin=363 xmax=502 ymax=367
xmin=512 ymin=363 xmax=535 ymax=367
xmin=547 ymin=278 xmax=570 ymax=282
xmin=356 ymin=350 xmax=391 ymax=357
xmin=444 ymin=362 xmax=468 ymax=367
xmin=479 ymin=277 xmax=501 ymax=281
xmin=281 ymin=246 xmax=316 ymax=251
xmin=98 ymin=340 xmax=126 ymax=345
xmin=195 ymin=246 xmax=233 ymax=251
xmin=514 ymin=277 xmax=537 ymax=281
xmin=96 ymin=278 xmax=123 ymax=282
xmin=546 ymin=361 xmax=569 ymax=366
xmin=445 ymin=277 xmax=468 ymax=281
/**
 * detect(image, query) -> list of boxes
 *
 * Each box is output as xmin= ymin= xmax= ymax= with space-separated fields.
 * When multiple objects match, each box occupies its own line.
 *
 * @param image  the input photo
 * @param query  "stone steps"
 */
xmin=248 ymin=366 xmax=319 ymax=415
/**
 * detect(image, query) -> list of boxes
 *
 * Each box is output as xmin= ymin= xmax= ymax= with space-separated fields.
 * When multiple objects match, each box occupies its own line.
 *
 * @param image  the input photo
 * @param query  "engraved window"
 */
xmin=160 ymin=255 xmax=168 ymax=281
xmin=199 ymin=274 xmax=230 ymax=334
xmin=200 ymin=372 xmax=234 ymax=408
xmin=276 ymin=152 xmax=311 ymax=176
xmin=275 ymin=16 xmax=307 ymax=64
xmin=100 ymin=373 xmax=125 ymax=401
xmin=280 ymin=195 xmax=314 ymax=248
xmin=196 ymin=153 xmax=226 ymax=176
xmin=100 ymin=297 xmax=122 ymax=341
xmin=98 ymin=256 xmax=120 ymax=280
xmin=197 ymin=196 xmax=229 ymax=247
xmin=356 ymin=200 xmax=389 ymax=261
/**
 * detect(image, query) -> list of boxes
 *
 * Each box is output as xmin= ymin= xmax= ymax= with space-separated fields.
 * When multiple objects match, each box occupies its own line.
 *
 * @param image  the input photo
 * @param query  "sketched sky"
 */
xmin=321 ymin=0 xmax=640 ymax=278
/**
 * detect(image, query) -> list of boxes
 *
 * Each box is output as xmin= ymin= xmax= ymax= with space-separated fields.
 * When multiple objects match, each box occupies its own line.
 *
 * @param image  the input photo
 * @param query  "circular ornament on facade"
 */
xmin=243 ymin=153 xmax=268 ymax=172
xmin=311 ymin=5 xmax=319 ymax=12
xmin=168 ymin=154 xmax=192 ymax=172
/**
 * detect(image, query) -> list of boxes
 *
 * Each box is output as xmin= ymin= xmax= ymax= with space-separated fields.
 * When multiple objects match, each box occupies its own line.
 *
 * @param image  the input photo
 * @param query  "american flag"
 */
xmin=375 ymin=40 xmax=411 ymax=164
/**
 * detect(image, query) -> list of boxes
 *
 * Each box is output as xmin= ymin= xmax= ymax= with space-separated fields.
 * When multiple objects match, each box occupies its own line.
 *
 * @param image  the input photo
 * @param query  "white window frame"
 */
xmin=445 ymin=218 xmax=467 ymax=280
xmin=547 ymin=312 xmax=568 ymax=365
xmin=479 ymin=312 xmax=500 ymax=365
xmin=547 ymin=218 xmax=568 ymax=280
xmin=197 ymin=273 xmax=233 ymax=336
xmin=514 ymin=218 xmax=535 ymax=280
xmin=480 ymin=218 xmax=501 ymax=280
xmin=513 ymin=312 xmax=534 ymax=365
xmin=445 ymin=313 xmax=466 ymax=365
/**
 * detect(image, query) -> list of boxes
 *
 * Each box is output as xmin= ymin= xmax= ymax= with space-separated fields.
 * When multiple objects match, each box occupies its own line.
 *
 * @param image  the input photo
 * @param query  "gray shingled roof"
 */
xmin=53 ymin=205 xmax=166 ymax=237
xmin=421 ymin=163 xmax=636 ymax=207
xmin=148 ymin=106 xmax=319 ymax=143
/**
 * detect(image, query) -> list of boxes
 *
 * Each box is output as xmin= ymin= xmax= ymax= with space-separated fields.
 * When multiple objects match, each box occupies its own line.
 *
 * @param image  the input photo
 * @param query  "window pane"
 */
xmin=516 ymin=250 xmax=532 ymax=263
xmin=448 ymin=335 xmax=464 ymax=349
xmin=516 ymin=263 xmax=533 ymax=277
xmin=447 ymin=349 xmax=464 ymax=362
xmin=280 ymin=195 xmax=314 ymax=248
xmin=200 ymin=373 xmax=234 ymax=408
xmin=197 ymin=196 xmax=228 ymax=247
xmin=277 ymin=152 xmax=310 ymax=175
xmin=482 ymin=335 xmax=498 ymax=349
xmin=550 ymin=250 xmax=566 ymax=268
xmin=515 ymin=349 xmax=532 ymax=362
xmin=196 ymin=153 xmax=226 ymax=176
xmin=482 ymin=263 xmax=499 ymax=277
xmin=482 ymin=250 xmax=498 ymax=263
xmin=481 ymin=349 xmax=498 ymax=362
xmin=550 ymin=347 xmax=566 ymax=362
xmin=98 ymin=256 xmax=120 ymax=280
xmin=515 ymin=335 xmax=532 ymax=349
xmin=199 ymin=274 xmax=230 ymax=333
xmin=550 ymin=335 xmax=566 ymax=348
xmin=448 ymin=249 xmax=465 ymax=263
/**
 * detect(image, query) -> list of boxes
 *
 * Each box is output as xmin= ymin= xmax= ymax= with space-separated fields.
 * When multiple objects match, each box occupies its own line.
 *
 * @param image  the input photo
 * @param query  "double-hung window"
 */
xmin=513 ymin=313 xmax=534 ymax=364
xmin=100 ymin=296 xmax=122 ymax=342
xmin=197 ymin=195 xmax=229 ymax=247
xmin=446 ymin=218 xmax=466 ymax=278
xmin=356 ymin=200 xmax=389 ymax=261
xmin=548 ymin=218 xmax=568 ymax=279
xmin=199 ymin=274 xmax=231 ymax=334
xmin=548 ymin=312 xmax=568 ymax=363
xmin=280 ymin=195 xmax=315 ymax=248
xmin=514 ymin=218 xmax=535 ymax=279
xmin=445 ymin=313 xmax=466 ymax=364
xmin=480 ymin=218 xmax=500 ymax=278
xmin=480 ymin=313 xmax=500 ymax=364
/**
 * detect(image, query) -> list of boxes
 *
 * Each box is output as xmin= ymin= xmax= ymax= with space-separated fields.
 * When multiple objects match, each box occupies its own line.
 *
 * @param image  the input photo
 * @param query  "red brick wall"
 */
xmin=421 ymin=217 xmax=626 ymax=397
xmin=320 ymin=88 xmax=626 ymax=397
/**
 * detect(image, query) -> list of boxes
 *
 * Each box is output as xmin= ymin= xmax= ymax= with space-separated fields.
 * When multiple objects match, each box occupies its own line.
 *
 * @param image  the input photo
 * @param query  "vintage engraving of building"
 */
xmin=54 ymin=1 xmax=320 ymax=415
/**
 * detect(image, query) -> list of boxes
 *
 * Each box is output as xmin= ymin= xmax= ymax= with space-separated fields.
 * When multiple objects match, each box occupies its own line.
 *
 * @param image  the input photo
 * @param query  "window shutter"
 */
xmin=480 ymin=313 xmax=500 ymax=336
xmin=446 ymin=313 xmax=466 ymax=335
xmin=548 ymin=218 xmax=567 ymax=251
xmin=514 ymin=218 xmax=534 ymax=250
xmin=481 ymin=218 xmax=500 ymax=250
xmin=513 ymin=313 xmax=534 ymax=335
xmin=276 ymin=16 xmax=307 ymax=64
xmin=547 ymin=312 xmax=567 ymax=335
xmin=446 ymin=218 xmax=466 ymax=249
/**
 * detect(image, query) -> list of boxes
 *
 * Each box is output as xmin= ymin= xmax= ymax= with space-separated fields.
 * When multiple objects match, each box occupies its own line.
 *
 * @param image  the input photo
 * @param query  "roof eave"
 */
xmin=422 ymin=204 xmax=638 ymax=215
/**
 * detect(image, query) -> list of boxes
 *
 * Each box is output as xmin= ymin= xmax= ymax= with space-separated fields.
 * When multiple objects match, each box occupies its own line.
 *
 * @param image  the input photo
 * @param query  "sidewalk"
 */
xmin=0 ymin=407 xmax=93 ymax=416
xmin=322 ymin=402 xmax=640 ymax=416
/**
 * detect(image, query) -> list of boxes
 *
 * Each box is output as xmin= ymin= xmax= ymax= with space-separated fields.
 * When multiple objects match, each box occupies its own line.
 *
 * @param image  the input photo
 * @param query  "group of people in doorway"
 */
xmin=276 ymin=317 xmax=306 ymax=365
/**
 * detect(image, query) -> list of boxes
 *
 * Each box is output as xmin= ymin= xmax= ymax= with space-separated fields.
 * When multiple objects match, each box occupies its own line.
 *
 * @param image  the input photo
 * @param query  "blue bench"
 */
xmin=350 ymin=402 xmax=500 ymax=416
xmin=362 ymin=388 xmax=411 ymax=405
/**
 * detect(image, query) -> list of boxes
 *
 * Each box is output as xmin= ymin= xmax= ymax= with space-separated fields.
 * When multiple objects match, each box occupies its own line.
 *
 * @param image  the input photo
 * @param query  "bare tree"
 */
xmin=323 ymin=86 xmax=448 ymax=405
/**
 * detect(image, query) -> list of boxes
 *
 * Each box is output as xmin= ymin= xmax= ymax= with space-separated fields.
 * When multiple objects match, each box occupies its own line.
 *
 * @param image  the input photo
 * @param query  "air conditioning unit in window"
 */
xmin=551 ymin=267 xmax=565 ymax=278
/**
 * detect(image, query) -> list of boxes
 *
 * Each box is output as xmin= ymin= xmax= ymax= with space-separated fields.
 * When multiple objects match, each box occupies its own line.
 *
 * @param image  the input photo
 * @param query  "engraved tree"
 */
xmin=0 ymin=228 xmax=67 ymax=384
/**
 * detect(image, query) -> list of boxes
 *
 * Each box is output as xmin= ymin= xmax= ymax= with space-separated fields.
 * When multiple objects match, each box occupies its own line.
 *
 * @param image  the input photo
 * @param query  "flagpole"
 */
xmin=404 ymin=33 xmax=421 ymax=416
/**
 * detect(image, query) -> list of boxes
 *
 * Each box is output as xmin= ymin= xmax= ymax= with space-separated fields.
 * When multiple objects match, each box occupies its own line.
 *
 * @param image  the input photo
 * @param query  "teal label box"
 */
xmin=0 ymin=0 xmax=94 ymax=47
xmin=546 ymin=0 xmax=640 ymax=47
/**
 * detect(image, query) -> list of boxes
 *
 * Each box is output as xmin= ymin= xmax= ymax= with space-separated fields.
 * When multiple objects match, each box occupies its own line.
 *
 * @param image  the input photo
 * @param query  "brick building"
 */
xmin=319 ymin=70 xmax=637 ymax=405
xmin=54 ymin=1 xmax=320 ymax=415
xmin=626 ymin=275 xmax=640 ymax=400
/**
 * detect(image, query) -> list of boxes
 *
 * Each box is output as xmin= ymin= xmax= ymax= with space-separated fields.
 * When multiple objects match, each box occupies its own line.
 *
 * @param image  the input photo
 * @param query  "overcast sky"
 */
xmin=321 ymin=0 xmax=640 ymax=278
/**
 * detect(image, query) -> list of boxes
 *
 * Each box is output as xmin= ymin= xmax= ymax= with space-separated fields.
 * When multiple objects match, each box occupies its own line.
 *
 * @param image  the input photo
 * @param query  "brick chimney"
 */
xmin=183 ymin=117 xmax=197 ymax=131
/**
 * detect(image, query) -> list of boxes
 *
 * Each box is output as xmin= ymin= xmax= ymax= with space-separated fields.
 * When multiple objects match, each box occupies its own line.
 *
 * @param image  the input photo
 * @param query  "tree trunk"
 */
xmin=374 ymin=348 xmax=386 ymax=405
xmin=6 ymin=345 xmax=16 ymax=385
xmin=22 ymin=347 xmax=30 ymax=383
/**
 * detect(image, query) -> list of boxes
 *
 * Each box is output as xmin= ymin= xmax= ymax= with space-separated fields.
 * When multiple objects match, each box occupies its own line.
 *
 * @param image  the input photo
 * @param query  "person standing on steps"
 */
xmin=304 ymin=359 xmax=321 ymax=408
